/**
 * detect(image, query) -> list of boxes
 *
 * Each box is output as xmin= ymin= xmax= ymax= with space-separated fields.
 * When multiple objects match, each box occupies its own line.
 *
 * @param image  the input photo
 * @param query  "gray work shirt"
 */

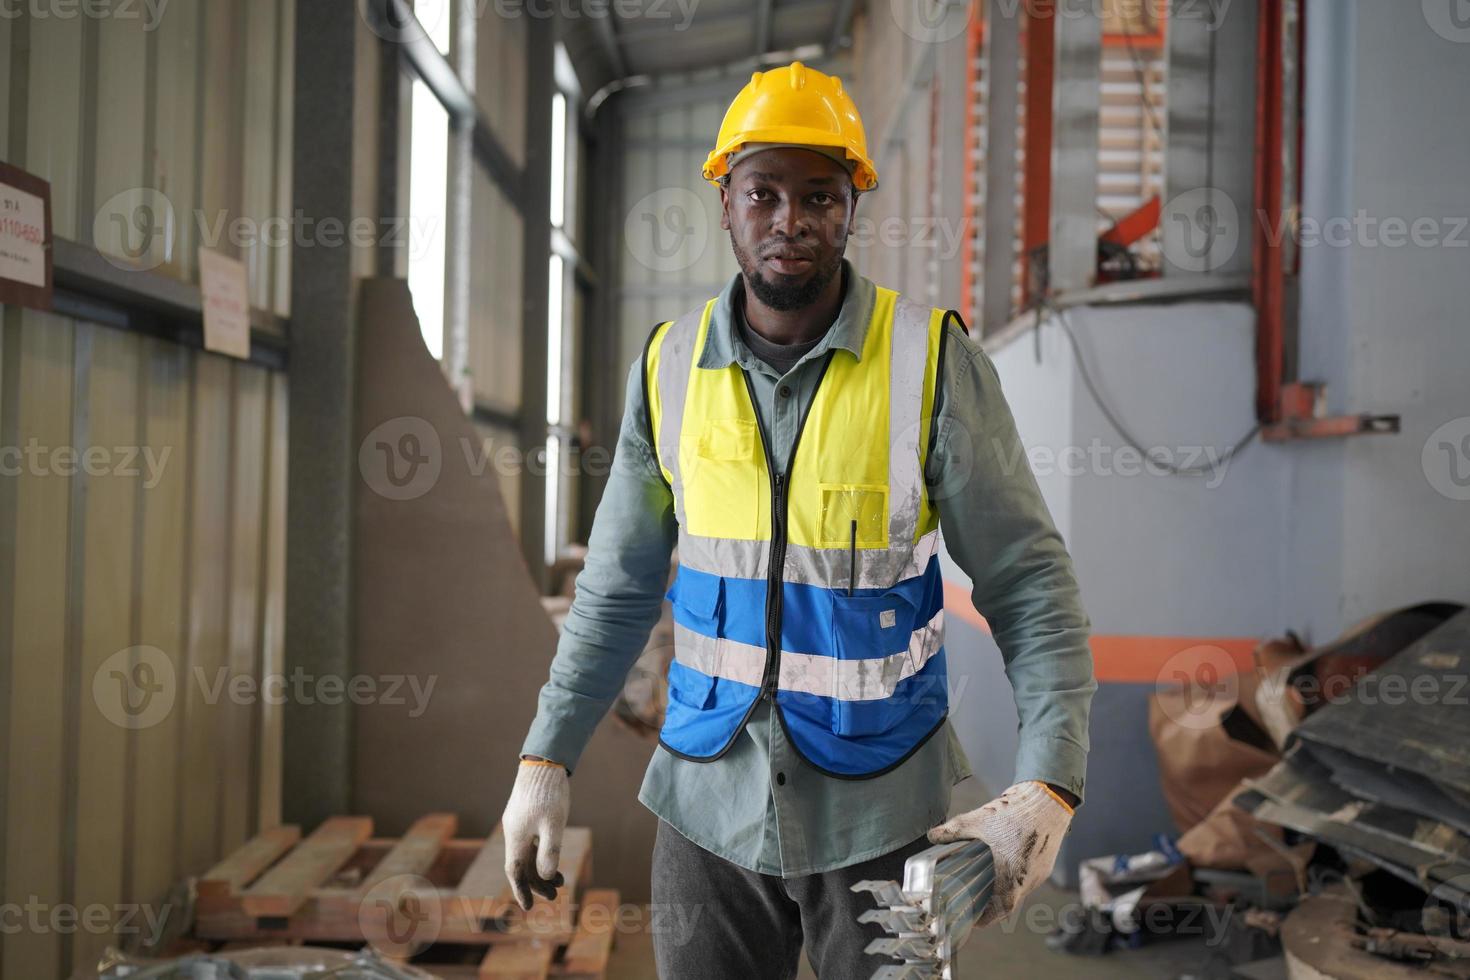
xmin=522 ymin=261 xmax=1095 ymax=877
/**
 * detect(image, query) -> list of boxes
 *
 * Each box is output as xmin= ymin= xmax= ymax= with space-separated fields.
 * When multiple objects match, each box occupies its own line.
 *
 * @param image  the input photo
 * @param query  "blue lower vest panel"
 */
xmin=660 ymin=662 xmax=762 ymax=759
xmin=659 ymin=558 xmax=949 ymax=776
xmin=774 ymin=650 xmax=949 ymax=776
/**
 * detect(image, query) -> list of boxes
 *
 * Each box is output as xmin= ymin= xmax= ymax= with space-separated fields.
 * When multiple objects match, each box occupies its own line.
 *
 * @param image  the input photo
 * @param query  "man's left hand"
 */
xmin=926 ymin=781 xmax=1075 ymax=927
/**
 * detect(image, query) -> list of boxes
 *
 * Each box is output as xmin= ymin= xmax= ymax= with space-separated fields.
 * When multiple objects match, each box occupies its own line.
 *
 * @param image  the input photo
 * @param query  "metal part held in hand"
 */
xmin=851 ymin=839 xmax=995 ymax=980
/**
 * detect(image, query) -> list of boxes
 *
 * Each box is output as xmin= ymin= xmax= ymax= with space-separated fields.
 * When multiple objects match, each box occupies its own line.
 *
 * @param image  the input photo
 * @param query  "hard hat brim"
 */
xmin=703 ymin=129 xmax=879 ymax=192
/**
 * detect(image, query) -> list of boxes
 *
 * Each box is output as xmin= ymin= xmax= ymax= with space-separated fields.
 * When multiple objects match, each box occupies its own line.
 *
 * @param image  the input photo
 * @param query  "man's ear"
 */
xmin=719 ymin=184 xmax=731 ymax=231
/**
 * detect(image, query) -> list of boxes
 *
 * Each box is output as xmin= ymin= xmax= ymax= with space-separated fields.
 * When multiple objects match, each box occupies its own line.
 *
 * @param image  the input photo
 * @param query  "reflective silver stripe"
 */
xmin=672 ymin=608 xmax=945 ymax=703
xmin=654 ymin=305 xmax=708 ymax=527
xmin=671 ymin=623 xmax=767 ymax=688
xmin=677 ymin=531 xmax=768 ymax=581
xmin=678 ymin=527 xmax=941 ymax=591
xmin=887 ymin=297 xmax=934 ymax=568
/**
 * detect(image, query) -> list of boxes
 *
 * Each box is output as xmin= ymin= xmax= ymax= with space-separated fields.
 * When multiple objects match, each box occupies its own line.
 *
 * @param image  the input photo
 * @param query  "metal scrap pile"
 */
xmin=96 ymin=945 xmax=438 ymax=979
xmin=1234 ymin=606 xmax=1470 ymax=977
xmin=1054 ymin=603 xmax=1470 ymax=978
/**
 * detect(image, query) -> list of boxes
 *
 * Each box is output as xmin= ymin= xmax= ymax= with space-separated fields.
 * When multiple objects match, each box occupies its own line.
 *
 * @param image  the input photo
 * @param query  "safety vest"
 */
xmin=643 ymin=286 xmax=951 ymax=778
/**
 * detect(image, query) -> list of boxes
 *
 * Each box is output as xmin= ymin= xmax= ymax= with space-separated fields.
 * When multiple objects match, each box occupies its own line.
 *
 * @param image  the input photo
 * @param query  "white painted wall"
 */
xmin=958 ymin=0 xmax=1470 ymax=867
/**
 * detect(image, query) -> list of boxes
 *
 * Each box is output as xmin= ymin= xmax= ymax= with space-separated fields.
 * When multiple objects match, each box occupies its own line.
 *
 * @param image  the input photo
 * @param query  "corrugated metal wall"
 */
xmin=0 ymin=319 xmax=288 ymax=978
xmin=1 ymin=2 xmax=292 ymax=976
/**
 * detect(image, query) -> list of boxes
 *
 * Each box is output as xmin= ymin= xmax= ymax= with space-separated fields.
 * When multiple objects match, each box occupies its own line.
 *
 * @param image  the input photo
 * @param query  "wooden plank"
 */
xmin=447 ymin=826 xmax=590 ymax=940
xmin=452 ymin=825 xmax=511 ymax=919
xmin=361 ymin=813 xmax=457 ymax=890
xmin=556 ymin=888 xmax=619 ymax=979
xmin=241 ymin=817 xmax=372 ymax=918
xmin=480 ymin=938 xmax=555 ymax=980
xmin=314 ymin=813 xmax=458 ymax=920
xmin=556 ymin=828 xmax=592 ymax=902
xmin=456 ymin=825 xmax=592 ymax=911
xmin=198 ymin=825 xmax=302 ymax=907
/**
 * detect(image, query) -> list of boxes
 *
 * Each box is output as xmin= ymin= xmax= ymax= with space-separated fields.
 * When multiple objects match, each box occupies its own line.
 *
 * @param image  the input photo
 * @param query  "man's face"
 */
xmin=720 ymin=148 xmax=857 ymax=312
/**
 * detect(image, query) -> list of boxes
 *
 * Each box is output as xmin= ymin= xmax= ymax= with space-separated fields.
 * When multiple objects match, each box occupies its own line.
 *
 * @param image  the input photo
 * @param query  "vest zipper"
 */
xmin=761 ymin=471 xmax=786 ymax=701
xmin=741 ymin=354 xmax=836 ymax=705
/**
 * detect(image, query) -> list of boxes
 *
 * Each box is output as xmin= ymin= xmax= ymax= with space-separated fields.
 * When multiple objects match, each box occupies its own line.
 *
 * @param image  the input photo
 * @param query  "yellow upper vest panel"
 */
xmin=646 ymin=287 xmax=945 ymax=551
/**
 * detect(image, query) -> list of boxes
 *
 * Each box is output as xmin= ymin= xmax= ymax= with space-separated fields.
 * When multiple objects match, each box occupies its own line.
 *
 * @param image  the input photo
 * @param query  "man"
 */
xmin=499 ymin=62 xmax=1095 ymax=978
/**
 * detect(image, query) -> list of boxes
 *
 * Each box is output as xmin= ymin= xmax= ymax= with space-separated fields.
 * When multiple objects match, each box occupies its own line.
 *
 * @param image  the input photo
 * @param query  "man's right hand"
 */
xmin=500 ymin=757 xmax=571 ymax=910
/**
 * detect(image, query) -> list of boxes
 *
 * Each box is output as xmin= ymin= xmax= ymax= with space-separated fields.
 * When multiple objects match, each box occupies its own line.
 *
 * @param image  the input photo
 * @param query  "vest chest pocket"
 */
xmin=682 ymin=418 xmax=760 ymax=538
xmin=817 ymin=484 xmax=888 ymax=550
xmin=827 ymin=589 xmax=922 ymax=736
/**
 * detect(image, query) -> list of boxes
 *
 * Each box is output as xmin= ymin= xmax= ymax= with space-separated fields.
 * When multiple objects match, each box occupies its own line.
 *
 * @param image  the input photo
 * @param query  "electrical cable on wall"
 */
xmin=1033 ymin=300 xmax=1262 ymax=478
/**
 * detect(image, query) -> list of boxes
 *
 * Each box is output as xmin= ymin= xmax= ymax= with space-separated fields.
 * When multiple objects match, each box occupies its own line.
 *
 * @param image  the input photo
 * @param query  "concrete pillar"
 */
xmin=283 ymin=1 xmax=385 ymax=828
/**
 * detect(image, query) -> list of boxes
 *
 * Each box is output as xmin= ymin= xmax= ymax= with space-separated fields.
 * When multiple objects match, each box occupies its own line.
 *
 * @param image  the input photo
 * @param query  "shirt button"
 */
xmin=776 ymin=771 xmax=786 ymax=786
xmin=779 ymin=385 xmax=792 ymax=398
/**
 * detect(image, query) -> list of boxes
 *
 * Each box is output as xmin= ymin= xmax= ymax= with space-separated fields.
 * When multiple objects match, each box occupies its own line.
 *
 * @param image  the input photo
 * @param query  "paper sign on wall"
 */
xmin=0 ymin=162 xmax=53 ymax=312
xmin=198 ymin=247 xmax=251 ymax=360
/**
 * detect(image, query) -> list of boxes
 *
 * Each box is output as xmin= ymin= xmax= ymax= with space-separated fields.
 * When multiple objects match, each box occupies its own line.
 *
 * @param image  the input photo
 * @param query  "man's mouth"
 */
xmin=762 ymin=248 xmax=815 ymax=276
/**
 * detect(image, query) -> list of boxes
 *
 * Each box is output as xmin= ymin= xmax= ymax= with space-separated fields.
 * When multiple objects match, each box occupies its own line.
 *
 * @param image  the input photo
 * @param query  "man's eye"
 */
xmin=748 ymin=189 xmax=774 ymax=203
xmin=811 ymin=193 xmax=837 ymax=206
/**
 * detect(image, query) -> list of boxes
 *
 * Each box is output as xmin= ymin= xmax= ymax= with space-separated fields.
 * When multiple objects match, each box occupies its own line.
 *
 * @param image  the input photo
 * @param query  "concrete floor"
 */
xmin=601 ymin=778 xmax=1214 ymax=979
xmin=602 ymin=890 xmax=1211 ymax=979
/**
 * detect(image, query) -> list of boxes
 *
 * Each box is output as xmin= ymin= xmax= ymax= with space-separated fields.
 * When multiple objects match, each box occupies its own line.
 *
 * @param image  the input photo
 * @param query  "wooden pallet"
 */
xmin=195 ymin=814 xmax=615 ymax=978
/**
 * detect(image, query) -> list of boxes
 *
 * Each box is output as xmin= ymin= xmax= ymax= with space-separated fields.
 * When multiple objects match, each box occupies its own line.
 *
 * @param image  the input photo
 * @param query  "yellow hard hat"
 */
xmin=702 ymin=62 xmax=879 ymax=192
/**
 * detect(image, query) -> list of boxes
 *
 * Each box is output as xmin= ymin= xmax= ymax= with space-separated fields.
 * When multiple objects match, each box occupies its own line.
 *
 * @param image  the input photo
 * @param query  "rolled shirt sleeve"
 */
xmin=519 ymin=358 xmax=678 ymax=774
xmin=927 ymin=325 xmax=1096 ymax=802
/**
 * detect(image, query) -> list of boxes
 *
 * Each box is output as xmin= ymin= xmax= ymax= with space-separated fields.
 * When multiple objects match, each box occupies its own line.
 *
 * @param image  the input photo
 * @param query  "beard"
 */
xmin=731 ymin=233 xmax=845 ymax=312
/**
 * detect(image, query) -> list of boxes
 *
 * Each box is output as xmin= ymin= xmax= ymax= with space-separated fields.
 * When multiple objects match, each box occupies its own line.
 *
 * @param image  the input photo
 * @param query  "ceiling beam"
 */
xmin=619 ymin=0 xmax=828 ymax=44
xmin=755 ymin=0 xmax=775 ymax=54
xmin=828 ymin=0 xmax=857 ymax=50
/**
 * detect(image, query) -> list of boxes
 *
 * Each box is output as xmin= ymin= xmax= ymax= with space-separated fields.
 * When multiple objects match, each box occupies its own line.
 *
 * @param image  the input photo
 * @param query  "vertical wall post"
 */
xmin=982 ymin=0 xmax=1020 ymax=332
xmin=445 ymin=0 xmax=475 ymax=412
xmin=1020 ymin=0 xmax=1055 ymax=304
xmin=283 ymin=1 xmax=381 ymax=828
xmin=518 ymin=14 xmax=553 ymax=588
xmin=1049 ymin=4 xmax=1102 ymax=293
xmin=1253 ymin=0 xmax=1287 ymax=423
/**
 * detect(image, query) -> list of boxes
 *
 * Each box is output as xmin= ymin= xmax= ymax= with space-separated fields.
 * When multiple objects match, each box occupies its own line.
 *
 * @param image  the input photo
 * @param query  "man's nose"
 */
xmin=771 ymin=198 xmax=809 ymax=239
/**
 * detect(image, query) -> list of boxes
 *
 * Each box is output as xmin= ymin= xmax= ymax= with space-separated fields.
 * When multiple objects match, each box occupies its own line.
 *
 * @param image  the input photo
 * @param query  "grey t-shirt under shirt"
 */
xmin=736 ymin=305 xmax=825 ymax=376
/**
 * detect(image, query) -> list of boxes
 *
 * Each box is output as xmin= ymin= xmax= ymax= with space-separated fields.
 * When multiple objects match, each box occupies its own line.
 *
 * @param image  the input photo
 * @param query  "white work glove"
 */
xmin=500 ymin=758 xmax=571 ymax=910
xmin=926 ymin=781 xmax=1075 ymax=927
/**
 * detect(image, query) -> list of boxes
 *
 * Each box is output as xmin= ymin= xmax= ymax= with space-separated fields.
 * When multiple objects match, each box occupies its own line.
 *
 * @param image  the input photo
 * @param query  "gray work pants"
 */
xmin=650 ymin=817 xmax=935 ymax=979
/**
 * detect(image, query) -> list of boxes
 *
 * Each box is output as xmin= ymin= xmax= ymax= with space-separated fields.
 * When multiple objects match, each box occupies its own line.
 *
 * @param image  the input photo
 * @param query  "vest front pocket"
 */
xmin=816 ymin=483 xmax=888 ymax=551
xmin=667 ymin=568 xmax=725 ymax=637
xmin=682 ymin=418 xmax=761 ymax=538
xmin=826 ymin=589 xmax=921 ymax=736
xmin=666 ymin=660 xmax=717 ymax=710
xmin=666 ymin=571 xmax=725 ymax=711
